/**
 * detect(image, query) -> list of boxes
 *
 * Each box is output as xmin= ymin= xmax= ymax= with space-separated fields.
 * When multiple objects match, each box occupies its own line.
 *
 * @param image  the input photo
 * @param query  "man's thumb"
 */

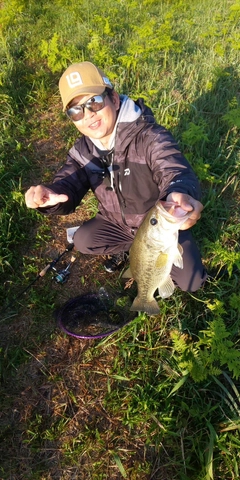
xmin=56 ymin=194 xmax=69 ymax=203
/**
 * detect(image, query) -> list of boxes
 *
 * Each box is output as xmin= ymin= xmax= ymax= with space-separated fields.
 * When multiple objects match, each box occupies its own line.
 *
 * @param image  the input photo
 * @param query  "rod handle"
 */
xmin=39 ymin=264 xmax=51 ymax=277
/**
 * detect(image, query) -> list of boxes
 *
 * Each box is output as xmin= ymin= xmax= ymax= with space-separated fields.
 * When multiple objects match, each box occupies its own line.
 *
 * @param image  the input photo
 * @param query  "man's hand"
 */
xmin=166 ymin=192 xmax=203 ymax=230
xmin=25 ymin=185 xmax=69 ymax=209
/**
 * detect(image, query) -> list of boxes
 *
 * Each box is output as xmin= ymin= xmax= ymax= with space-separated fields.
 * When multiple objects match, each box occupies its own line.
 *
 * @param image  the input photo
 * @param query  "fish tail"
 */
xmin=130 ymin=296 xmax=160 ymax=315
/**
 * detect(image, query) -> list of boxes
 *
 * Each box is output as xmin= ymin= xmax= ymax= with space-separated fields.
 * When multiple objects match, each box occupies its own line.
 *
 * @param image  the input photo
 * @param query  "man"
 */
xmin=25 ymin=61 xmax=207 ymax=291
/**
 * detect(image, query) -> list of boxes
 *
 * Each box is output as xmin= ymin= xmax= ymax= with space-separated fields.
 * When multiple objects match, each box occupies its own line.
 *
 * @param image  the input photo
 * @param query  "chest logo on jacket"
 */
xmin=124 ymin=168 xmax=130 ymax=176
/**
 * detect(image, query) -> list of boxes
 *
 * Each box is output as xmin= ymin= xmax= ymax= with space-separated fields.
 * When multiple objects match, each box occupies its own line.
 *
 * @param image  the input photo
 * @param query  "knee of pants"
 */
xmin=73 ymin=226 xmax=93 ymax=254
xmin=174 ymin=267 xmax=208 ymax=292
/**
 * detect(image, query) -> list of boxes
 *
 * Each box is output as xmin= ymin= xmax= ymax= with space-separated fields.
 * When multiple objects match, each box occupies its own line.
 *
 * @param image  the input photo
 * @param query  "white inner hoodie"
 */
xmin=89 ymin=94 xmax=142 ymax=151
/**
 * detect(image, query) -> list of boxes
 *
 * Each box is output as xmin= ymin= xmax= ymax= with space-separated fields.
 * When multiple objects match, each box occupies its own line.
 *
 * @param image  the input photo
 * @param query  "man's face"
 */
xmin=69 ymin=91 xmax=120 ymax=148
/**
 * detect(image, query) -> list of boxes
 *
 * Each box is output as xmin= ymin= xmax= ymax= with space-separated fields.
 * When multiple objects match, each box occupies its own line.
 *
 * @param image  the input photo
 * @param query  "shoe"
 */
xmin=104 ymin=252 xmax=128 ymax=273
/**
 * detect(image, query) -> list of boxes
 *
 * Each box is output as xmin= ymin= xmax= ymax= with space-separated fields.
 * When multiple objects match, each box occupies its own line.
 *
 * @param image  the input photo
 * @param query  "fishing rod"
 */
xmin=20 ymin=243 xmax=75 ymax=292
xmin=1 ymin=243 xmax=75 ymax=318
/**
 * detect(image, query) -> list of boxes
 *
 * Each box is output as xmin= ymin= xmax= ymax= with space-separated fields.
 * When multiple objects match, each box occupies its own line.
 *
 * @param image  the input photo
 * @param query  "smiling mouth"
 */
xmin=89 ymin=120 xmax=101 ymax=129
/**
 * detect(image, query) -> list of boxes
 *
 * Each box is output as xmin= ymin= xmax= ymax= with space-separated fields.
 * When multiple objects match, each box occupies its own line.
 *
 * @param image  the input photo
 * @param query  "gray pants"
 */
xmin=74 ymin=213 xmax=207 ymax=292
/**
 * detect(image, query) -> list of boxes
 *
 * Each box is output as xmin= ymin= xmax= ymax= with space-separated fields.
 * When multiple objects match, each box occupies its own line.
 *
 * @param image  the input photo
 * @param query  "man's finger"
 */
xmin=36 ymin=193 xmax=69 ymax=207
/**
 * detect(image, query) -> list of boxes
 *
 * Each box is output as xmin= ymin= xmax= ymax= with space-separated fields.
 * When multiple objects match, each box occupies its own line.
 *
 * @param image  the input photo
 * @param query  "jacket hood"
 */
xmin=89 ymin=96 xmax=156 ymax=152
xmin=115 ymin=97 xmax=156 ymax=152
xmin=134 ymin=97 xmax=155 ymax=123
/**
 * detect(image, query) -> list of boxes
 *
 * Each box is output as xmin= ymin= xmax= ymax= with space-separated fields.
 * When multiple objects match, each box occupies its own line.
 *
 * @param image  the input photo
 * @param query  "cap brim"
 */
xmin=63 ymin=86 xmax=107 ymax=111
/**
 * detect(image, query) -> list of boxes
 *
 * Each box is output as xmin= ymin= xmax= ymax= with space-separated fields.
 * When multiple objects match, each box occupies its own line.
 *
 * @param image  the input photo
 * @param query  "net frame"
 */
xmin=57 ymin=292 xmax=129 ymax=339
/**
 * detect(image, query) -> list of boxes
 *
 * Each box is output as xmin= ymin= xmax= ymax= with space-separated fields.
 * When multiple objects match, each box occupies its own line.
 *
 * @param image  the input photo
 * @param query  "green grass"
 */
xmin=0 ymin=0 xmax=240 ymax=478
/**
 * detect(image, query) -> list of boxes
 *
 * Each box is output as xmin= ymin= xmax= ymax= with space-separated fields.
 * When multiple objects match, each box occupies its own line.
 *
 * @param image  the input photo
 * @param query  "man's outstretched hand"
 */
xmin=25 ymin=185 xmax=69 ymax=209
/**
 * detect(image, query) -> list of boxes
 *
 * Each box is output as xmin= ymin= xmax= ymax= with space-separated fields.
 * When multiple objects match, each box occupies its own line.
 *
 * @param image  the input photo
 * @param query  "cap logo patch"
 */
xmin=66 ymin=72 xmax=83 ymax=88
xmin=103 ymin=76 xmax=112 ymax=87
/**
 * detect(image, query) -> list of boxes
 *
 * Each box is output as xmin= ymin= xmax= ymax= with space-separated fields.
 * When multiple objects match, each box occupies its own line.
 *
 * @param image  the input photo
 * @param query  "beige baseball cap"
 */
xmin=59 ymin=61 xmax=113 ymax=111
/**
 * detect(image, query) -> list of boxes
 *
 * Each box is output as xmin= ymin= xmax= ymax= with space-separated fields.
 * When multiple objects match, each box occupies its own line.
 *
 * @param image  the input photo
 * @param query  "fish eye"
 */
xmin=150 ymin=218 xmax=158 ymax=225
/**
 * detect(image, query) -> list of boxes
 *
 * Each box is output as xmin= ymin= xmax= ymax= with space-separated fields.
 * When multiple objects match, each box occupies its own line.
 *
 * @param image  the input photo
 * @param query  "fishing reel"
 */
xmin=52 ymin=255 xmax=76 ymax=284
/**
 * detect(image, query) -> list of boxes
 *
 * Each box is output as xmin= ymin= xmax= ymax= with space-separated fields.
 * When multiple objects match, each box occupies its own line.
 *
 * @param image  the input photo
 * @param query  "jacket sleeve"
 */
xmin=144 ymin=125 xmax=201 ymax=201
xmin=37 ymin=153 xmax=90 ymax=215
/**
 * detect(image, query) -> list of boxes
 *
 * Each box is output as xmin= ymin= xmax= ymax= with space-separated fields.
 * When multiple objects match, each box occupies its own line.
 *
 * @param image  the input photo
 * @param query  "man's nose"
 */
xmin=84 ymin=107 xmax=96 ymax=119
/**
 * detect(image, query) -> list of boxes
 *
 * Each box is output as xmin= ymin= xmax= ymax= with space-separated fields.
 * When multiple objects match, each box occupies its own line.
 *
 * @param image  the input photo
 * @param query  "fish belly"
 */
xmin=129 ymin=248 xmax=162 ymax=314
xmin=129 ymin=243 xmax=177 ymax=314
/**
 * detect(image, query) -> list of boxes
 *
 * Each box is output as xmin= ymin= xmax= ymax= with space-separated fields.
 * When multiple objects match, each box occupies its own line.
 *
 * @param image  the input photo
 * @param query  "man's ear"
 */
xmin=112 ymin=91 xmax=120 ymax=110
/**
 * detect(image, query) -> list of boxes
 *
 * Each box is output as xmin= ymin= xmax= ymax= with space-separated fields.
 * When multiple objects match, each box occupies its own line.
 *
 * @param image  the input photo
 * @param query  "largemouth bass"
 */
xmin=123 ymin=201 xmax=191 ymax=315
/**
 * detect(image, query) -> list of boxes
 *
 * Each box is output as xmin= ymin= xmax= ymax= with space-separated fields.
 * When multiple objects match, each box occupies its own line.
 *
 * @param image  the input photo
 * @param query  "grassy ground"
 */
xmin=0 ymin=0 xmax=240 ymax=479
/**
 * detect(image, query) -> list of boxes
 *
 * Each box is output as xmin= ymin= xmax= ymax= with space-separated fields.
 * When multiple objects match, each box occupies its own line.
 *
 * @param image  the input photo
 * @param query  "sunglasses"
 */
xmin=66 ymin=90 xmax=108 ymax=122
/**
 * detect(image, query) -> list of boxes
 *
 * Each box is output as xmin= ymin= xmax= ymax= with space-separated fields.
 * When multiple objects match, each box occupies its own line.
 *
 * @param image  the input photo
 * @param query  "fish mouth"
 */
xmin=157 ymin=202 xmax=188 ymax=225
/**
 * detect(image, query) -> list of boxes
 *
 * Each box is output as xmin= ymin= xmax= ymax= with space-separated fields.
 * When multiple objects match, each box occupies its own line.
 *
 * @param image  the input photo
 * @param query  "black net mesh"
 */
xmin=57 ymin=293 xmax=127 ymax=339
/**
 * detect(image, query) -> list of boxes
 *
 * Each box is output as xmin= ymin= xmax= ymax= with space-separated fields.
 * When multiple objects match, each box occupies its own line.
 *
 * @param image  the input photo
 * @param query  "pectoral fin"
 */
xmin=178 ymin=244 xmax=183 ymax=255
xmin=158 ymin=276 xmax=175 ymax=298
xmin=156 ymin=253 xmax=168 ymax=268
xmin=173 ymin=244 xmax=183 ymax=269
